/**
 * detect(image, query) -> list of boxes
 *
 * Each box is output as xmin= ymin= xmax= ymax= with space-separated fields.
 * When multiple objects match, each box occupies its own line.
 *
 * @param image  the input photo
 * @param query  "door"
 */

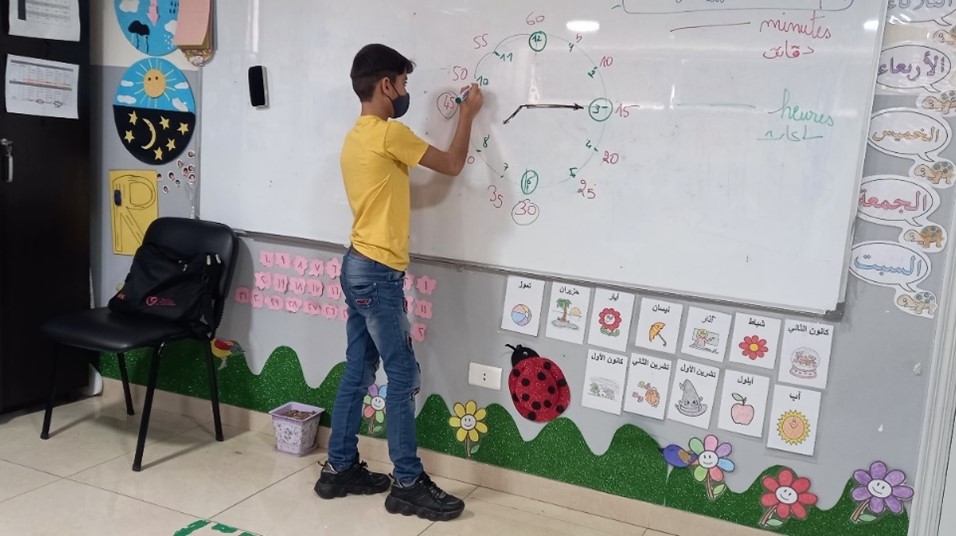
xmin=0 ymin=0 xmax=91 ymax=411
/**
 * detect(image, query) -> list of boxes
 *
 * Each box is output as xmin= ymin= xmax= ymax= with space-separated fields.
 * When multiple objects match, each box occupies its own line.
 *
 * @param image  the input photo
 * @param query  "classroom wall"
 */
xmin=89 ymin=3 xmax=949 ymax=534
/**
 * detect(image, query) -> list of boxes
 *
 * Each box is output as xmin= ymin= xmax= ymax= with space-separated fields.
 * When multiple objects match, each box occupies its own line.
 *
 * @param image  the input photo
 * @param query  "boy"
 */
xmin=314 ymin=44 xmax=483 ymax=522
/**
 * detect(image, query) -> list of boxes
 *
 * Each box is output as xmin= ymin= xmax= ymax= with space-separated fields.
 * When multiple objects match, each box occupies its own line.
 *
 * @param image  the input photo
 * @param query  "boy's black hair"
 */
xmin=350 ymin=44 xmax=415 ymax=102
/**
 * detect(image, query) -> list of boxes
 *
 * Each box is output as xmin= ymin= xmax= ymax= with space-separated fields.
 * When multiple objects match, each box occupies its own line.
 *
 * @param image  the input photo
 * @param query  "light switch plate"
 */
xmin=468 ymin=363 xmax=502 ymax=390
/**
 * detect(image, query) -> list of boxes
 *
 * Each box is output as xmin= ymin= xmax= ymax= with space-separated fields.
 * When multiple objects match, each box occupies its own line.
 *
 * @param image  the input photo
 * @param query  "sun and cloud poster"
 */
xmin=113 ymin=58 xmax=196 ymax=165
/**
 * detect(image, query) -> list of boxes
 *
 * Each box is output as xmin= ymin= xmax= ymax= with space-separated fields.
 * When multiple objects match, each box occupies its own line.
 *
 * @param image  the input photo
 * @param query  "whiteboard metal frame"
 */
xmin=236 ymin=228 xmax=846 ymax=320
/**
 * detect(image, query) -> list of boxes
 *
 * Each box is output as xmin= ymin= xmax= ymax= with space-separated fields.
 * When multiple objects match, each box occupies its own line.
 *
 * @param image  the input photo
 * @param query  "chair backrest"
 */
xmin=142 ymin=217 xmax=239 ymax=335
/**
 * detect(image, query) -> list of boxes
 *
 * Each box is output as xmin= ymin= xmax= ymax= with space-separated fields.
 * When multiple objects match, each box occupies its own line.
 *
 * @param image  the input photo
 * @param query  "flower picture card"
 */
xmin=728 ymin=313 xmax=782 ymax=370
xmin=587 ymin=289 xmax=636 ymax=352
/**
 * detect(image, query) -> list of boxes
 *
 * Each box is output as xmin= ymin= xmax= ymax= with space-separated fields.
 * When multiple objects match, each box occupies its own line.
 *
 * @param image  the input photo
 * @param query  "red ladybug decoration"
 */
xmin=506 ymin=344 xmax=570 ymax=423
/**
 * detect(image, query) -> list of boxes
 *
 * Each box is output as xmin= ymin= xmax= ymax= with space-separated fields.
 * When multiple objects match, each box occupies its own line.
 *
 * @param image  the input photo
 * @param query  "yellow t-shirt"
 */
xmin=341 ymin=115 xmax=429 ymax=271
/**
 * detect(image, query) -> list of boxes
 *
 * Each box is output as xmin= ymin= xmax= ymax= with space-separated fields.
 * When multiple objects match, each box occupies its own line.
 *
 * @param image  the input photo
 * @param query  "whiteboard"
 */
xmin=200 ymin=0 xmax=886 ymax=314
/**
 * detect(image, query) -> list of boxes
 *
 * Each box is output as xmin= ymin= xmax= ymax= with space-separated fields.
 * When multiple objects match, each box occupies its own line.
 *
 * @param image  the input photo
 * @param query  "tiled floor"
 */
xmin=0 ymin=396 xmax=669 ymax=535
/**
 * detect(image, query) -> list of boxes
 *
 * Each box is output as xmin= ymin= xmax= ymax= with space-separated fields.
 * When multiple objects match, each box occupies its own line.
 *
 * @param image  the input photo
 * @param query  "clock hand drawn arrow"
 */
xmin=503 ymin=103 xmax=584 ymax=125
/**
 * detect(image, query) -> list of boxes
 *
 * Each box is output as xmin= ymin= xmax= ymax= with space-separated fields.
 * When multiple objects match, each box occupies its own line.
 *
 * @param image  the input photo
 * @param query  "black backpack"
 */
xmin=108 ymin=242 xmax=223 ymax=338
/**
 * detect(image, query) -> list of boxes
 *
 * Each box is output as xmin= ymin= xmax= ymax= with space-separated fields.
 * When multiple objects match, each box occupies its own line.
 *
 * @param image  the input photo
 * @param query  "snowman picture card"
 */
xmin=667 ymin=359 xmax=721 ymax=429
xmin=582 ymin=349 xmax=629 ymax=415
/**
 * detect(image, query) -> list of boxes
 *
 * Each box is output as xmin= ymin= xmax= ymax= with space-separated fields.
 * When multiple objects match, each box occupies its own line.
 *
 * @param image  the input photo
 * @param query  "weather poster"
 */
xmin=113 ymin=58 xmax=195 ymax=165
xmin=115 ymin=0 xmax=180 ymax=56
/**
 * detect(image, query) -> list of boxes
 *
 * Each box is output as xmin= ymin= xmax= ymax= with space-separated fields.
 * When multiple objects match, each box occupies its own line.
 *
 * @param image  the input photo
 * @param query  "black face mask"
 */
xmin=390 ymin=91 xmax=410 ymax=118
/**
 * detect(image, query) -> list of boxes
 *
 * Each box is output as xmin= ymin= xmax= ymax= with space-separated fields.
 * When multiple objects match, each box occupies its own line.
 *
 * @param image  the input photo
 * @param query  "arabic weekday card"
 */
xmin=633 ymin=298 xmax=683 ymax=355
xmin=582 ymin=349 xmax=628 ymax=415
xmin=623 ymin=354 xmax=673 ymax=421
xmin=717 ymin=370 xmax=771 ymax=439
xmin=667 ymin=359 xmax=721 ymax=430
xmin=500 ymin=276 xmax=546 ymax=336
xmin=728 ymin=313 xmax=782 ymax=370
xmin=545 ymin=284 xmax=592 ymax=344
xmin=777 ymin=320 xmax=835 ymax=391
xmin=680 ymin=308 xmax=733 ymax=363
xmin=587 ymin=289 xmax=636 ymax=352
xmin=767 ymin=386 xmax=822 ymax=456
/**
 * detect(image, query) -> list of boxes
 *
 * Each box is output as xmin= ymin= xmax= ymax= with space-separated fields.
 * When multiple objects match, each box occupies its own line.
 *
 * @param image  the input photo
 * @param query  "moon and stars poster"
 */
xmin=113 ymin=58 xmax=196 ymax=165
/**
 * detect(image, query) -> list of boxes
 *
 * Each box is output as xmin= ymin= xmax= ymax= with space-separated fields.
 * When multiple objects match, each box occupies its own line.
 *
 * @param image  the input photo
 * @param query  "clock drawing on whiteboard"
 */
xmin=469 ymin=31 xmax=611 ymax=225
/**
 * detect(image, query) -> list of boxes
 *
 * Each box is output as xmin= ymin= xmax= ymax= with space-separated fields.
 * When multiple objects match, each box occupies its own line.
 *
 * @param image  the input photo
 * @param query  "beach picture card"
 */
xmin=777 ymin=320 xmax=835 ymax=390
xmin=680 ymin=307 xmax=733 ymax=363
xmin=634 ymin=298 xmax=684 ymax=355
xmin=500 ymin=276 xmax=546 ymax=336
xmin=545 ymin=284 xmax=592 ymax=344
xmin=623 ymin=354 xmax=673 ymax=420
xmin=587 ymin=289 xmax=636 ymax=352
xmin=767 ymin=386 xmax=822 ymax=456
xmin=728 ymin=313 xmax=783 ymax=370
xmin=717 ymin=370 xmax=771 ymax=438
xmin=667 ymin=359 xmax=721 ymax=429
xmin=582 ymin=349 xmax=629 ymax=415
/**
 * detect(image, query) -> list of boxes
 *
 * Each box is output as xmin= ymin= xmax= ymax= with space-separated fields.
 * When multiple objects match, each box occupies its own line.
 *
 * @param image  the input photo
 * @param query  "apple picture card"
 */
xmin=680 ymin=307 xmax=733 ymax=363
xmin=667 ymin=359 xmax=721 ymax=429
xmin=728 ymin=313 xmax=782 ymax=371
xmin=634 ymin=298 xmax=683 ymax=355
xmin=767 ymin=386 xmax=822 ymax=456
xmin=623 ymin=354 xmax=673 ymax=420
xmin=587 ymin=289 xmax=636 ymax=352
xmin=545 ymin=284 xmax=592 ymax=345
xmin=500 ymin=276 xmax=546 ymax=336
xmin=777 ymin=320 xmax=835 ymax=391
xmin=717 ymin=371 xmax=771 ymax=438
xmin=582 ymin=349 xmax=628 ymax=415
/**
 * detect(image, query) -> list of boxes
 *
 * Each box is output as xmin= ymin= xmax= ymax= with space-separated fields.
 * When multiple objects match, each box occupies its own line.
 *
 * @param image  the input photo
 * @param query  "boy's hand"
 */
xmin=459 ymin=83 xmax=483 ymax=119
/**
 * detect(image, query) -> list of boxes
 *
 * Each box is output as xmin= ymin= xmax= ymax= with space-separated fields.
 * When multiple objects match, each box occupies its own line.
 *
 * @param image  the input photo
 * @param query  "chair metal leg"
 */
xmin=40 ymin=345 xmax=60 ymax=440
xmin=132 ymin=344 xmax=163 ymax=472
xmin=116 ymin=352 xmax=135 ymax=416
xmin=203 ymin=341 xmax=224 ymax=442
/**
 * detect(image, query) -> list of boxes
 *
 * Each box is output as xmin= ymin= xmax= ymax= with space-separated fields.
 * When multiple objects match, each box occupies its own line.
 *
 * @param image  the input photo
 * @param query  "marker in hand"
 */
xmin=455 ymin=86 xmax=472 ymax=104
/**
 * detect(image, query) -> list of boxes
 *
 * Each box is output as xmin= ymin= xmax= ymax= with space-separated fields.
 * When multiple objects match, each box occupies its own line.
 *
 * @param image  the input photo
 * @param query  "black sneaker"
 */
xmin=313 ymin=458 xmax=391 ymax=499
xmin=384 ymin=472 xmax=464 ymax=521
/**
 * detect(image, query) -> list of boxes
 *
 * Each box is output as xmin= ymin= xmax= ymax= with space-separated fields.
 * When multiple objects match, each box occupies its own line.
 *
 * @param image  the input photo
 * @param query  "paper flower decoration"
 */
xmin=759 ymin=468 xmax=818 ymax=528
xmin=663 ymin=434 xmax=735 ymax=500
xmin=363 ymin=384 xmax=387 ymax=434
xmin=448 ymin=400 xmax=488 ymax=458
xmin=850 ymin=461 xmax=914 ymax=523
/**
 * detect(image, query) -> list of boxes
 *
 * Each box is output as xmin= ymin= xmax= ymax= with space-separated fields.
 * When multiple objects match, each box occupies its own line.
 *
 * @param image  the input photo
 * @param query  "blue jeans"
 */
xmin=327 ymin=250 xmax=423 ymax=485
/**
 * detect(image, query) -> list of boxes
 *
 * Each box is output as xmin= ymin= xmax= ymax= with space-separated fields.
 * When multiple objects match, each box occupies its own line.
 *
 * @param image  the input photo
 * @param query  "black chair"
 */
xmin=40 ymin=217 xmax=239 ymax=471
